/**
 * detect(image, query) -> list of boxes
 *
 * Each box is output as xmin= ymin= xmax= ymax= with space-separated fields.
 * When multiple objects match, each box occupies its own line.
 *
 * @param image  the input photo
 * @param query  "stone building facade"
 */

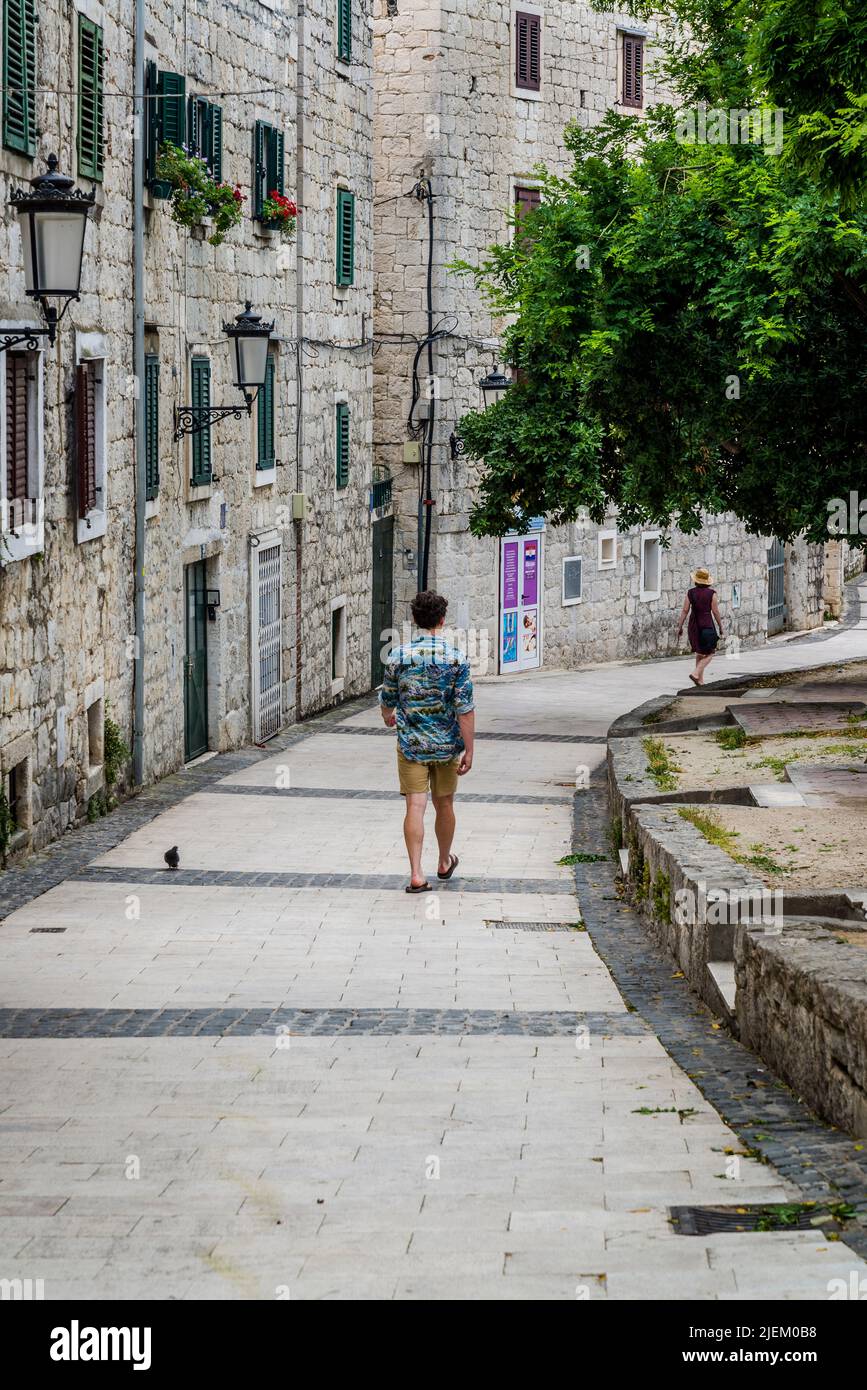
xmin=0 ymin=0 xmax=377 ymax=859
xmin=371 ymin=0 xmax=829 ymax=676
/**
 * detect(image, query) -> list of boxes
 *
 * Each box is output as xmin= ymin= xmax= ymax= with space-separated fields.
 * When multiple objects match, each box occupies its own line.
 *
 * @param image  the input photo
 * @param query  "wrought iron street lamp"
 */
xmin=478 ymin=366 xmax=513 ymax=410
xmin=1 ymin=154 xmax=94 ymax=352
xmin=174 ymin=302 xmax=275 ymax=440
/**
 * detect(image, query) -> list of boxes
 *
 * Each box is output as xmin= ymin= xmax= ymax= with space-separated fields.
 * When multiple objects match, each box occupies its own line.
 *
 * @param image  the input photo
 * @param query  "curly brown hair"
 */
xmin=411 ymin=590 xmax=448 ymax=629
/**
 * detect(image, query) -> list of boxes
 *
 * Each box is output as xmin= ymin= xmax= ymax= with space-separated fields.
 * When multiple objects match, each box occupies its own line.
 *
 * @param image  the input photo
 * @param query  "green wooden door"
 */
xmin=184 ymin=561 xmax=208 ymax=760
xmin=371 ymin=516 xmax=394 ymax=687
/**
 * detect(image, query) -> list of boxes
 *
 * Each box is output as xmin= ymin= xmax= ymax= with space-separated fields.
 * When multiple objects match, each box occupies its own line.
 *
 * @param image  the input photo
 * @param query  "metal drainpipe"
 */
xmin=294 ymin=6 xmax=306 ymax=721
xmin=132 ymin=0 xmax=146 ymax=784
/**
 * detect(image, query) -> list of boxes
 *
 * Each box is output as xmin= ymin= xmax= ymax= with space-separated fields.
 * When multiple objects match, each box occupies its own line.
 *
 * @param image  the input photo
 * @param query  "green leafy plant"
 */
xmin=653 ymin=869 xmax=671 ymax=923
xmin=155 ymin=143 xmax=244 ymax=245
xmin=558 ymin=851 xmax=609 ymax=864
xmin=642 ymin=736 xmax=682 ymax=791
xmin=715 ymin=726 xmax=746 ymax=750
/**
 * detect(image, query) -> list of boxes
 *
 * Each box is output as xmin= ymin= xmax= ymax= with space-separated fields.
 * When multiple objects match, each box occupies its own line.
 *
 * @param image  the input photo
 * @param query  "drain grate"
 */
xmin=30 ymin=927 xmax=66 ymax=934
xmin=485 ymin=920 xmax=585 ymax=933
xmin=670 ymin=1203 xmax=842 ymax=1235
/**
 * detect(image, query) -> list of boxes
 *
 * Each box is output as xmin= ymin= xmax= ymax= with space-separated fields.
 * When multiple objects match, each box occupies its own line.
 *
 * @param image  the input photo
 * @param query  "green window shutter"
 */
xmin=336 ymin=402 xmax=350 ymax=489
xmin=336 ymin=189 xmax=355 ymax=286
xmin=187 ymin=94 xmax=203 ymax=157
xmin=209 ymin=104 xmax=223 ymax=182
xmin=157 ymin=70 xmax=186 ymax=147
xmin=267 ymin=125 xmax=284 ymax=196
xmin=190 ymin=357 xmax=212 ymax=486
xmin=253 ymin=119 xmax=267 ymax=218
xmin=257 ymin=354 xmax=275 ymax=470
xmin=337 ymin=0 xmax=352 ymax=62
xmin=149 ymin=69 xmax=185 ymax=197
xmin=3 ymin=0 xmax=36 ymax=156
xmin=144 ymin=354 xmax=160 ymax=501
xmin=77 ymin=16 xmax=104 ymax=180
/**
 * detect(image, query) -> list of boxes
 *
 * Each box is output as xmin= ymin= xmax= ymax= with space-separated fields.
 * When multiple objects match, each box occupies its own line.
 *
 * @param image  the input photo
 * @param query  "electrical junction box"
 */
xmin=403 ymin=441 xmax=421 ymax=464
xmin=291 ymin=493 xmax=307 ymax=520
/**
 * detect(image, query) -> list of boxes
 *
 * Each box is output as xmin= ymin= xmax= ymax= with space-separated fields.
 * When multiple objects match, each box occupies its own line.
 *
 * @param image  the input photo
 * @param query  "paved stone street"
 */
xmin=3 ymin=620 xmax=867 ymax=1300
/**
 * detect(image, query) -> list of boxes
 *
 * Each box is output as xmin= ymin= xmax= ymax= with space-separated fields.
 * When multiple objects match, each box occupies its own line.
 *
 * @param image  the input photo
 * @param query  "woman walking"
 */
xmin=677 ymin=567 xmax=724 ymax=686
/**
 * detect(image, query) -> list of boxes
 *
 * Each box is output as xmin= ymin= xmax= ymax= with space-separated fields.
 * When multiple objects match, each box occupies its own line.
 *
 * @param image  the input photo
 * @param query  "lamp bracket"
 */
xmin=0 ymin=328 xmax=50 ymax=354
xmin=173 ymin=392 xmax=257 ymax=441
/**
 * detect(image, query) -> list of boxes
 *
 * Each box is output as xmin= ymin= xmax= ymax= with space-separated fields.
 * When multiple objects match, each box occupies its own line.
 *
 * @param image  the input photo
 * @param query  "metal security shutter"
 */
xmin=75 ymin=362 xmax=98 ymax=518
xmin=77 ymin=15 xmax=104 ymax=180
xmin=5 ymin=353 xmax=29 ymax=501
xmin=336 ymin=188 xmax=355 ymax=285
xmin=257 ymin=353 xmax=275 ymax=469
xmin=515 ymin=11 xmax=541 ymax=91
xmin=767 ymin=538 xmax=787 ymax=634
xmin=251 ymin=539 xmax=282 ymax=742
xmin=335 ymin=402 xmax=350 ymax=489
xmin=337 ymin=0 xmax=352 ymax=62
xmin=144 ymin=353 xmax=160 ymax=501
xmin=622 ymin=35 xmax=644 ymax=108
xmin=190 ymin=357 xmax=212 ymax=486
xmin=2 ymin=0 xmax=36 ymax=155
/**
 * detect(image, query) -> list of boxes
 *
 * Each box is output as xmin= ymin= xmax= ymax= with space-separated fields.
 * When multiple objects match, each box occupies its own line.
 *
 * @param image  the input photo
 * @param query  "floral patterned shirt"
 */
xmin=379 ymin=635 xmax=475 ymax=762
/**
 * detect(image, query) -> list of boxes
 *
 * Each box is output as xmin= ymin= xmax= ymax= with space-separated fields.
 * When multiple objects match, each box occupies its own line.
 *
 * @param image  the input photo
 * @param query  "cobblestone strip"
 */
xmin=325 ymin=727 xmax=607 ymax=744
xmin=0 ymin=1006 xmax=647 ymax=1039
xmin=573 ymin=783 xmax=867 ymax=1255
xmin=70 ymin=866 xmax=574 ymax=895
xmin=204 ymin=784 xmax=571 ymax=806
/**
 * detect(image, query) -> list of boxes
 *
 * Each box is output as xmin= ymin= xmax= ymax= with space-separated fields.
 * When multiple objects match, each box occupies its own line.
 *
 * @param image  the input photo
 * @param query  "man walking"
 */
xmin=379 ymin=591 xmax=475 ymax=893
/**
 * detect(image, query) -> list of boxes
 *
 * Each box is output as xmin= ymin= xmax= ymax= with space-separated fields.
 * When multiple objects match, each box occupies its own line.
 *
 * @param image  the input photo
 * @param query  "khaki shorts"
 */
xmin=397 ymin=749 xmax=460 ymax=797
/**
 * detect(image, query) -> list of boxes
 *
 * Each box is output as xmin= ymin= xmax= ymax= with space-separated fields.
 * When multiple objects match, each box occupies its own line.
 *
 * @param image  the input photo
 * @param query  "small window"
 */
xmin=336 ymin=188 xmax=355 ymax=286
xmin=515 ymin=11 xmax=542 ymax=92
xmin=621 ymin=34 xmax=644 ymax=109
xmin=640 ymin=532 xmax=661 ymax=601
xmin=257 ymin=353 xmax=276 ymax=471
xmin=335 ymin=402 xmax=350 ymax=489
xmin=5 ymin=758 xmax=28 ymax=832
xmin=331 ymin=598 xmax=347 ymax=690
xmin=77 ymin=15 xmax=105 ymax=181
xmin=145 ymin=353 xmax=160 ymax=501
xmin=190 ymin=357 xmax=212 ymax=487
xmin=337 ymin=0 xmax=352 ymax=63
xmin=188 ymin=96 xmax=223 ymax=181
xmin=87 ymin=698 xmax=104 ymax=771
xmin=253 ymin=120 xmax=284 ymax=221
xmin=598 ymin=530 xmax=617 ymax=570
xmin=562 ymin=556 xmax=583 ymax=606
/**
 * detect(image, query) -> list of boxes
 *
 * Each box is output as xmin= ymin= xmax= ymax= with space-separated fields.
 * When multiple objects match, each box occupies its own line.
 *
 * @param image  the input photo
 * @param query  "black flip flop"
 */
xmin=405 ymin=881 xmax=432 ymax=894
xmin=437 ymin=855 xmax=459 ymax=881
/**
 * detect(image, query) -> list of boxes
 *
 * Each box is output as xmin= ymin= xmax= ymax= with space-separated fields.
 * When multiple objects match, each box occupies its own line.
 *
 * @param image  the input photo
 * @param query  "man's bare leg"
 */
xmin=432 ymin=793 xmax=456 ymax=876
xmin=403 ymin=792 xmax=428 ymax=888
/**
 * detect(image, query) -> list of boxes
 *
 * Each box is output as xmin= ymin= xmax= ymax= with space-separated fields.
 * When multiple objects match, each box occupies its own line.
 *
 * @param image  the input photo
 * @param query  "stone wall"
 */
xmin=1 ymin=0 xmax=375 ymax=860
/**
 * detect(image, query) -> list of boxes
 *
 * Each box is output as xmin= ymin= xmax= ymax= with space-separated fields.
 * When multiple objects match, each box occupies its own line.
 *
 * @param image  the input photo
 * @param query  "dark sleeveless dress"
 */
xmin=687 ymin=586 xmax=718 ymax=654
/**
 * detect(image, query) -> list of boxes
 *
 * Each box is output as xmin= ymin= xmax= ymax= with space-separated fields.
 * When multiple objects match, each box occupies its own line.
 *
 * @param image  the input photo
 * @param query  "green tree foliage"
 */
xmin=456 ymin=4 xmax=867 ymax=541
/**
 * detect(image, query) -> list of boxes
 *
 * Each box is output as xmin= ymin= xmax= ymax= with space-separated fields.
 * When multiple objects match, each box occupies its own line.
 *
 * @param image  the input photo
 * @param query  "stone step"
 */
xmin=732 ymin=701 xmax=867 ymax=737
xmin=749 ymin=783 xmax=807 ymax=808
xmin=706 ymin=961 xmax=736 ymax=1023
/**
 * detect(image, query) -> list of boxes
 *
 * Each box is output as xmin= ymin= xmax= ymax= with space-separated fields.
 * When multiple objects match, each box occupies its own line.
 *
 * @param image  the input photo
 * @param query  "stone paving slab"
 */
xmin=731 ymin=701 xmax=867 ymax=736
xmin=785 ymin=763 xmax=867 ymax=805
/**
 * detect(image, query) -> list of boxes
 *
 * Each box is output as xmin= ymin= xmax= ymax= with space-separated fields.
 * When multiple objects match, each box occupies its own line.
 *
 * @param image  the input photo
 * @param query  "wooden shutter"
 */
xmin=75 ymin=362 xmax=98 ymax=518
xmin=515 ymin=11 xmax=541 ymax=92
xmin=268 ymin=126 xmax=284 ymax=196
xmin=338 ymin=0 xmax=352 ymax=62
xmin=145 ymin=354 xmax=160 ymax=501
xmin=144 ymin=59 xmax=159 ymax=188
xmin=190 ymin=357 xmax=212 ymax=486
xmin=257 ymin=354 xmax=275 ymax=470
xmin=515 ymin=185 xmax=541 ymax=219
xmin=336 ymin=189 xmax=355 ymax=285
xmin=2 ymin=0 xmax=36 ymax=155
xmin=210 ymin=104 xmax=223 ymax=182
xmin=157 ymin=70 xmax=186 ymax=147
xmin=77 ymin=16 xmax=104 ymax=180
xmin=335 ymin=403 xmax=350 ymax=489
xmin=5 ymin=354 xmax=29 ymax=503
xmin=622 ymin=35 xmax=644 ymax=108
xmin=253 ymin=120 xmax=267 ymax=218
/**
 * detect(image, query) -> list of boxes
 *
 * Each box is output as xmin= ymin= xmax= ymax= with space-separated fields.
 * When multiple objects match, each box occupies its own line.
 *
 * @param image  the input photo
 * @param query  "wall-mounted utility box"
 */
xmin=291 ymin=493 xmax=307 ymax=520
xmin=403 ymin=441 xmax=421 ymax=464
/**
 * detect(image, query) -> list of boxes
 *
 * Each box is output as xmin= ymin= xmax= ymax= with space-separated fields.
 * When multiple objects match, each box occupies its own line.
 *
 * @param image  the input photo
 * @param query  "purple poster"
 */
xmin=503 ymin=541 xmax=519 ymax=609
xmin=522 ymin=540 xmax=538 ymax=606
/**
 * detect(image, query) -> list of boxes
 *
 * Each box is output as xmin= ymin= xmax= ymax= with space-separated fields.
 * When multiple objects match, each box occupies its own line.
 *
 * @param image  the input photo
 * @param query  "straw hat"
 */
xmin=692 ymin=567 xmax=713 ymax=585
